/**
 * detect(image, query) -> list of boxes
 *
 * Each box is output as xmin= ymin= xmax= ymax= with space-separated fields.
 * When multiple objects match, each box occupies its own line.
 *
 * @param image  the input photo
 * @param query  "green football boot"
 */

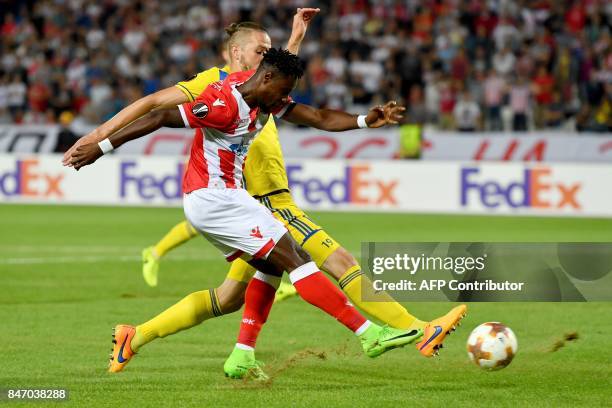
xmin=273 ymin=281 xmax=298 ymax=303
xmin=224 ymin=346 xmax=269 ymax=380
xmin=142 ymin=246 xmax=160 ymax=287
xmin=360 ymin=323 xmax=423 ymax=358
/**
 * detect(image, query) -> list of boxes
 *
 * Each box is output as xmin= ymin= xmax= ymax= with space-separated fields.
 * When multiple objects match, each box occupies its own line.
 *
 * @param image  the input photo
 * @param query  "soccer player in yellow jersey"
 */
xmin=63 ymin=9 xmax=466 ymax=371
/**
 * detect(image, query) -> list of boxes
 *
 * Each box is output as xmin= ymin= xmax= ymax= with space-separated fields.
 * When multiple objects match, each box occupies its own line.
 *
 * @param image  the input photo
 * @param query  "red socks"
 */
xmin=236 ymin=272 xmax=279 ymax=349
xmin=236 ymin=262 xmax=370 ymax=350
xmin=289 ymin=262 xmax=368 ymax=333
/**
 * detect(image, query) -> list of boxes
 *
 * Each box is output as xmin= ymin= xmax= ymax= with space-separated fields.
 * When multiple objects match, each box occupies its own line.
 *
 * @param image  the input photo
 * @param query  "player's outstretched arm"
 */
xmin=282 ymin=101 xmax=405 ymax=131
xmin=286 ymin=8 xmax=320 ymax=54
xmin=62 ymin=86 xmax=189 ymax=167
xmin=69 ymin=108 xmax=185 ymax=170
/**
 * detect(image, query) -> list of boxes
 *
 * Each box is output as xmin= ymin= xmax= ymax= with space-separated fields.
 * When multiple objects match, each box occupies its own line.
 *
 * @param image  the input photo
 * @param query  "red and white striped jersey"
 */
xmin=178 ymin=70 xmax=293 ymax=193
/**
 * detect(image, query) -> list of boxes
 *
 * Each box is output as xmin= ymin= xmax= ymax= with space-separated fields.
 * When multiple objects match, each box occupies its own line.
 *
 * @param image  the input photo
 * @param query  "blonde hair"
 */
xmin=224 ymin=21 xmax=266 ymax=50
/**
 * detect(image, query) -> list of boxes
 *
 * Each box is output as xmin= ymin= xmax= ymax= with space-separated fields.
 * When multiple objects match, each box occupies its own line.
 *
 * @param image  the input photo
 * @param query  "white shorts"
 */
xmin=183 ymin=188 xmax=287 ymax=262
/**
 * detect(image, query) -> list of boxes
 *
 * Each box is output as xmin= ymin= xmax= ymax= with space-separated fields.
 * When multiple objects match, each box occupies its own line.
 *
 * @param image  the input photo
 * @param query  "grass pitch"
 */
xmin=1 ymin=205 xmax=611 ymax=407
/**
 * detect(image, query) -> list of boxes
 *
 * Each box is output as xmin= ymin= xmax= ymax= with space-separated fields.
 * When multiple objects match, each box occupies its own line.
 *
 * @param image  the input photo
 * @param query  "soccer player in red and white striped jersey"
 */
xmin=70 ymin=48 xmax=417 ymax=380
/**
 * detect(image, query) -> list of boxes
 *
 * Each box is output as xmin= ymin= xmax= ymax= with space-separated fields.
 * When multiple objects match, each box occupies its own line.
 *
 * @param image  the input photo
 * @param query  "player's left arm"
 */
xmin=281 ymin=101 xmax=405 ymax=131
xmin=70 ymin=88 xmax=232 ymax=170
xmin=69 ymin=108 xmax=185 ymax=170
xmin=286 ymin=8 xmax=320 ymax=54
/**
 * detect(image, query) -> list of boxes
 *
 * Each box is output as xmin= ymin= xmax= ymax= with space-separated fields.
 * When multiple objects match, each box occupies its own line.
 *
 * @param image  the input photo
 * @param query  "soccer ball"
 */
xmin=467 ymin=322 xmax=517 ymax=370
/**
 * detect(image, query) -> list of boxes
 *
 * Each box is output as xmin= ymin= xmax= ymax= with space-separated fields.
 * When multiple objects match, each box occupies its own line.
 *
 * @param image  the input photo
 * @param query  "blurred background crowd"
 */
xmin=0 ymin=0 xmax=610 ymax=132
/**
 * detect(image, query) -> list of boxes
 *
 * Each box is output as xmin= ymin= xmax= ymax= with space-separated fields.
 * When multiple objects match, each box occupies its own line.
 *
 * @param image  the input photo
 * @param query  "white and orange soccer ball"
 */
xmin=467 ymin=322 xmax=518 ymax=370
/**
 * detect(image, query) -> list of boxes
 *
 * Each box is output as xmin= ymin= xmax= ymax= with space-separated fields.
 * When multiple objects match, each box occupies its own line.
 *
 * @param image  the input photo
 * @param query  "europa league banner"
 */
xmin=361 ymin=243 xmax=612 ymax=302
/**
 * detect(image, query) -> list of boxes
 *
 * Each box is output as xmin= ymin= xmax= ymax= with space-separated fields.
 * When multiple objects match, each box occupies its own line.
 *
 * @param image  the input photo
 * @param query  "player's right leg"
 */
xmin=226 ymin=234 xmax=423 ymax=379
xmin=321 ymin=246 xmax=467 ymax=357
xmin=265 ymin=194 xmax=466 ymax=357
xmin=263 ymin=193 xmax=429 ymax=331
xmin=142 ymin=220 xmax=198 ymax=287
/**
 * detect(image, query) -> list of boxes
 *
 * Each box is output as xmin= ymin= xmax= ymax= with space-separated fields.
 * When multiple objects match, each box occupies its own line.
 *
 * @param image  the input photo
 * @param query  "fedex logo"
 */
xmin=461 ymin=167 xmax=581 ymax=209
xmin=287 ymin=164 xmax=397 ymax=206
xmin=120 ymin=161 xmax=184 ymax=200
xmin=0 ymin=159 xmax=64 ymax=197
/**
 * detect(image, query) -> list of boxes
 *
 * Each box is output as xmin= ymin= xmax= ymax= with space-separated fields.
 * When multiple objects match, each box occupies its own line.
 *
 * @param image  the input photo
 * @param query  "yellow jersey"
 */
xmin=176 ymin=66 xmax=289 ymax=197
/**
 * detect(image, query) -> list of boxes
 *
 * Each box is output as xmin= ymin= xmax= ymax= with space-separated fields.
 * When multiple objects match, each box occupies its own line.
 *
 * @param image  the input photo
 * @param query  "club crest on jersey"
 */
xmin=229 ymin=143 xmax=248 ymax=156
xmin=192 ymin=103 xmax=209 ymax=118
xmin=250 ymin=226 xmax=263 ymax=238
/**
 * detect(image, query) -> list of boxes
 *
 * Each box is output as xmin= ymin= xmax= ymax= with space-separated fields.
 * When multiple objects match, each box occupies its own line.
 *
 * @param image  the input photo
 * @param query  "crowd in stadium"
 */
xmin=0 ymin=0 xmax=610 ymax=132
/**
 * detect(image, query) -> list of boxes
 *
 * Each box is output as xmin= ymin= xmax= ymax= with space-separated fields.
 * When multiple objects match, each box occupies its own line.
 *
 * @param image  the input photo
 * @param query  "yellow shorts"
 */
xmin=226 ymin=191 xmax=341 ymax=283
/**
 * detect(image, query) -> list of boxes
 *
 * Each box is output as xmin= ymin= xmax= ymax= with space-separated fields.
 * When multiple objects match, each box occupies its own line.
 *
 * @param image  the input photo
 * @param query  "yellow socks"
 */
xmin=338 ymin=266 xmax=427 ymax=331
xmin=132 ymin=289 xmax=222 ymax=351
xmin=153 ymin=220 xmax=198 ymax=258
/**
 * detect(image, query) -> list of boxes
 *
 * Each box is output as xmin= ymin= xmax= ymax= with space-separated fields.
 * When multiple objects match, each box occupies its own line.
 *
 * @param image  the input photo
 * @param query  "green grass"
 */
xmin=0 ymin=205 xmax=611 ymax=407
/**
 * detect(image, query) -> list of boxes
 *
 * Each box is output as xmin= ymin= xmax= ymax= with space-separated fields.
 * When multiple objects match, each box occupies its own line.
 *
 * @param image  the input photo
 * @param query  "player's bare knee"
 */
xmin=219 ymin=291 xmax=244 ymax=314
xmin=322 ymin=246 xmax=359 ymax=280
xmin=294 ymin=244 xmax=312 ymax=264
xmin=215 ymin=279 xmax=247 ymax=314
xmin=267 ymin=233 xmax=312 ymax=272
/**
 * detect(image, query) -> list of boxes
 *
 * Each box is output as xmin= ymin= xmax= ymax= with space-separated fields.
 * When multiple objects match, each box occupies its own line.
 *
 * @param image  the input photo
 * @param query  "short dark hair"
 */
xmin=259 ymin=48 xmax=305 ymax=79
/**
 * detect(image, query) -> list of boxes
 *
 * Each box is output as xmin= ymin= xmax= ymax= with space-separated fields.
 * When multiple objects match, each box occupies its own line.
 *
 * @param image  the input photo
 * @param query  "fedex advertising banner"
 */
xmin=1 ymin=155 xmax=611 ymax=217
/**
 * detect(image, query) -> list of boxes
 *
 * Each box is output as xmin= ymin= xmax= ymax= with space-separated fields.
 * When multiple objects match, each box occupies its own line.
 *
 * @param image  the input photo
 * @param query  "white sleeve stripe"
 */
xmin=289 ymin=261 xmax=319 ymax=284
xmin=177 ymin=105 xmax=191 ymax=128
xmin=275 ymin=101 xmax=295 ymax=118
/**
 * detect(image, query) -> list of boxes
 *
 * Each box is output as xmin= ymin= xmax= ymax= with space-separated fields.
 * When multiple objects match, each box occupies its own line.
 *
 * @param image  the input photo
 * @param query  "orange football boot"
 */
xmin=416 ymin=305 xmax=467 ymax=357
xmin=108 ymin=324 xmax=136 ymax=372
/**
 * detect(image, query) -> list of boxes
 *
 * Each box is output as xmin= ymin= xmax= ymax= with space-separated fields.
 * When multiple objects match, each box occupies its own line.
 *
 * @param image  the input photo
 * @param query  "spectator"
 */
xmin=544 ymin=91 xmax=566 ymax=128
xmin=510 ymin=76 xmax=531 ymax=131
xmin=424 ymin=67 xmax=441 ymax=123
xmin=0 ymin=0 xmax=607 ymax=133
xmin=483 ymin=69 xmax=506 ymax=131
xmin=0 ymin=73 xmax=10 ymax=124
xmin=451 ymin=48 xmax=470 ymax=82
xmin=438 ymin=76 xmax=456 ymax=130
xmin=530 ymin=30 xmax=554 ymax=67
xmin=532 ymin=66 xmax=555 ymax=128
xmin=324 ymin=75 xmax=350 ymax=110
xmin=54 ymin=111 xmax=80 ymax=153
xmin=27 ymin=77 xmax=50 ymax=121
xmin=348 ymin=51 xmax=383 ymax=100
xmin=453 ymin=90 xmax=482 ymax=132
xmin=1 ymin=13 xmax=18 ymax=37
xmin=576 ymin=82 xmax=611 ymax=132
xmin=405 ymin=84 xmax=428 ymax=126
xmin=467 ymin=67 xmax=486 ymax=108
xmin=492 ymin=17 xmax=520 ymax=50
xmin=324 ymin=48 xmax=346 ymax=79
xmin=290 ymin=79 xmax=313 ymax=106
xmin=565 ymin=2 xmax=586 ymax=35
xmin=493 ymin=47 xmax=516 ymax=77
xmin=7 ymin=74 xmax=26 ymax=120
xmin=515 ymin=46 xmax=535 ymax=78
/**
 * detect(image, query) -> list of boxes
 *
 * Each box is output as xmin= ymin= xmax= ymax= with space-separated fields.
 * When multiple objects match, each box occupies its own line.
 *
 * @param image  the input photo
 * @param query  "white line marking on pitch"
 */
xmin=0 ymin=245 xmax=156 ymax=253
xmin=0 ymin=254 xmax=218 ymax=265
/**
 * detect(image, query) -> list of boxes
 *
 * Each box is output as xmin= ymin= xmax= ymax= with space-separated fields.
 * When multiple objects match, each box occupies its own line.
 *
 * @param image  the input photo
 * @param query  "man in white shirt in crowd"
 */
xmin=453 ymin=90 xmax=482 ymax=132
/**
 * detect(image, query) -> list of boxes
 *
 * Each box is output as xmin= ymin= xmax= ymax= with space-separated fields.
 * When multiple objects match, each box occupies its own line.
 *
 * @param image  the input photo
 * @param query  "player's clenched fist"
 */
xmin=365 ymin=101 xmax=406 ymax=128
xmin=69 ymin=142 xmax=104 ymax=170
